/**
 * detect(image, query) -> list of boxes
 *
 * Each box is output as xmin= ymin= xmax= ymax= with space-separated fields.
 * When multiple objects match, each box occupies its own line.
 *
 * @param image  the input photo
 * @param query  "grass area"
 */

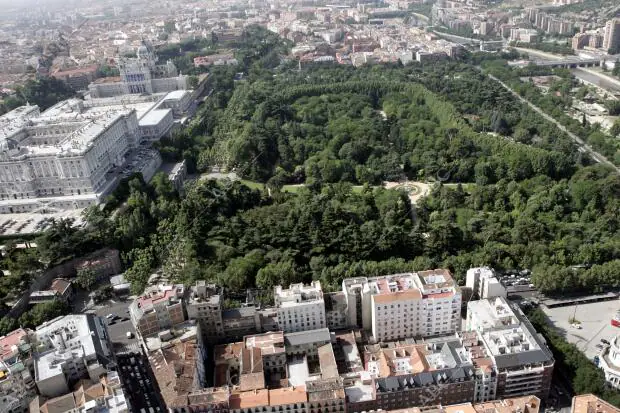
xmin=239 ymin=179 xmax=264 ymax=190
xmin=443 ymin=183 xmax=476 ymax=192
xmin=282 ymin=184 xmax=303 ymax=193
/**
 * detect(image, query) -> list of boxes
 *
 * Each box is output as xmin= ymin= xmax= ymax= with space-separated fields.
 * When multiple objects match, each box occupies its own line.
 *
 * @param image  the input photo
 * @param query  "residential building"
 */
xmin=274 ymin=281 xmax=326 ymax=333
xmin=466 ymin=267 xmax=506 ymax=300
xmin=603 ymin=19 xmax=620 ymax=52
xmin=88 ymin=41 xmax=188 ymax=98
xmin=187 ymin=281 xmax=224 ymax=339
xmin=382 ymin=395 xmax=541 ymax=413
xmin=129 ymin=284 xmax=186 ymax=338
xmin=75 ymin=249 xmax=121 ymax=280
xmin=466 ymin=298 xmax=554 ymax=400
xmin=147 ymin=330 xmax=207 ymax=412
xmin=29 ymin=372 xmax=130 ymax=413
xmin=572 ymin=33 xmax=590 ymax=50
xmin=0 ymin=327 xmax=36 ymax=413
xmin=572 ymin=394 xmax=620 ymax=413
xmin=29 ymin=278 xmax=74 ymax=305
xmin=33 ymin=314 xmax=113 ymax=398
xmin=342 ymin=269 xmax=461 ymax=342
xmin=284 ymin=328 xmax=331 ymax=360
xmin=598 ymin=334 xmax=620 ymax=389
xmin=325 ymin=292 xmax=348 ymax=330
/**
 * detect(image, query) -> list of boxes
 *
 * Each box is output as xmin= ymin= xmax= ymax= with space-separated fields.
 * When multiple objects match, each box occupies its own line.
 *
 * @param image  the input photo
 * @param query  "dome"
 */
xmin=136 ymin=45 xmax=149 ymax=58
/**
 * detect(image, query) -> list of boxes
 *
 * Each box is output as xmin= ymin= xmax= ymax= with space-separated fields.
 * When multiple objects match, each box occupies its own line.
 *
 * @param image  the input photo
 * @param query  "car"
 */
xmin=602 ymin=339 xmax=610 ymax=345
xmin=571 ymin=323 xmax=582 ymax=329
xmin=106 ymin=313 xmax=115 ymax=319
xmin=126 ymin=332 xmax=134 ymax=339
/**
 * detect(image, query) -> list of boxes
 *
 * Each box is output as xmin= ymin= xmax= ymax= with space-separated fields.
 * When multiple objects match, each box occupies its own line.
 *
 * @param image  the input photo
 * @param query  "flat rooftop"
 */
xmin=139 ymin=108 xmax=171 ymax=127
xmin=245 ymin=332 xmax=285 ymax=355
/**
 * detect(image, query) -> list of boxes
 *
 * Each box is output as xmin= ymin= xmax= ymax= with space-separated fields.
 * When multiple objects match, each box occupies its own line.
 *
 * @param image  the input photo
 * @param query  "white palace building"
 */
xmin=0 ymin=44 xmax=197 ymax=216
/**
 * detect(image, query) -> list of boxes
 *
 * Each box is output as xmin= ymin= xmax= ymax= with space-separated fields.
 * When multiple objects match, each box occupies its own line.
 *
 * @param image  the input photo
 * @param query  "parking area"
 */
xmin=542 ymin=299 xmax=620 ymax=360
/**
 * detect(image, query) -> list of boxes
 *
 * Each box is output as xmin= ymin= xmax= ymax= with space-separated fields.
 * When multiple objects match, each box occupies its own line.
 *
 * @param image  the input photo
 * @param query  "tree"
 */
xmin=188 ymin=75 xmax=199 ymax=89
xmin=0 ymin=317 xmax=17 ymax=336
xmin=18 ymin=300 xmax=69 ymax=329
xmin=75 ymin=268 xmax=98 ymax=291
xmin=256 ymin=260 xmax=297 ymax=289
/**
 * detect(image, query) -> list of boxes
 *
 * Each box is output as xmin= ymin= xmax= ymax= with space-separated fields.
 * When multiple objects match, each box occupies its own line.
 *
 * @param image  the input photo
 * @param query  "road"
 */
xmin=487 ymin=73 xmax=620 ymax=175
xmin=572 ymin=68 xmax=620 ymax=94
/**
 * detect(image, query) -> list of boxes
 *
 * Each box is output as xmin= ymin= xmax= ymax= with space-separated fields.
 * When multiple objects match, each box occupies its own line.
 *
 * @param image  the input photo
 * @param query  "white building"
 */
xmin=0 ymin=101 xmax=139 ymax=213
xmin=89 ymin=41 xmax=188 ymax=98
xmin=466 ymin=267 xmax=507 ymax=299
xmin=466 ymin=297 xmax=555 ymax=399
xmin=342 ymin=269 xmax=462 ymax=342
xmin=33 ymin=314 xmax=113 ymax=398
xmin=274 ymin=281 xmax=326 ymax=333
xmin=0 ymin=88 xmax=195 ymax=215
xmin=599 ymin=335 xmax=620 ymax=389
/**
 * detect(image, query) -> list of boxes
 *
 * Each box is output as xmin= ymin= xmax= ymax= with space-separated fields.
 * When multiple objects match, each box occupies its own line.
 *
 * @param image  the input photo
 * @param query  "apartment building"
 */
xmin=186 ymin=281 xmax=224 ymax=339
xmin=0 ymin=328 xmax=36 ymax=413
xmin=466 ymin=298 xmax=554 ymax=400
xmin=129 ymin=284 xmax=186 ymax=337
xmin=603 ymin=19 xmax=620 ymax=52
xmin=33 ymin=314 xmax=113 ymax=398
xmin=466 ymin=267 xmax=506 ymax=300
xmin=342 ymin=270 xmax=461 ymax=342
xmin=275 ymin=281 xmax=326 ymax=333
xmin=29 ymin=372 xmax=130 ymax=413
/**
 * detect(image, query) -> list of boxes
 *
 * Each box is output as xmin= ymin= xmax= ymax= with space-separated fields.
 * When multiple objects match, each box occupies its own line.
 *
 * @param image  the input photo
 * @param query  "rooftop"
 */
xmin=0 ymin=329 xmax=28 ymax=362
xmin=572 ymin=394 xmax=620 ymax=413
xmin=468 ymin=297 xmax=518 ymax=331
xmin=284 ymin=328 xmax=331 ymax=348
xmin=245 ymin=332 xmax=285 ymax=355
xmin=149 ymin=338 xmax=201 ymax=408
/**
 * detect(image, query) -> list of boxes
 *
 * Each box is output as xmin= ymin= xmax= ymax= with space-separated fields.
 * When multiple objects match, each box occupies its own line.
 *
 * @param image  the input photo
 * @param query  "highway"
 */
xmin=487 ymin=73 xmax=620 ymax=175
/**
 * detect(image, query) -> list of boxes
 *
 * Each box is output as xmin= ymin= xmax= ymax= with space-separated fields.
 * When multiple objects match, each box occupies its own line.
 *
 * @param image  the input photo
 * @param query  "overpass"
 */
xmin=532 ymin=57 xmax=603 ymax=68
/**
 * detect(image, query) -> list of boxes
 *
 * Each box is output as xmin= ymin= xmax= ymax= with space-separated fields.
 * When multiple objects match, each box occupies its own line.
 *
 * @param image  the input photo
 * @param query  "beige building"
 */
xmin=343 ymin=270 xmax=461 ymax=342
xmin=603 ymin=19 xmax=620 ymax=52
xmin=129 ymin=284 xmax=186 ymax=338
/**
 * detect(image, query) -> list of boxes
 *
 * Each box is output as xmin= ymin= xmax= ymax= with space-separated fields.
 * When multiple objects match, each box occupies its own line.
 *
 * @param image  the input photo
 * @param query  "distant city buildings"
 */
xmin=526 ymin=9 xmax=573 ymax=36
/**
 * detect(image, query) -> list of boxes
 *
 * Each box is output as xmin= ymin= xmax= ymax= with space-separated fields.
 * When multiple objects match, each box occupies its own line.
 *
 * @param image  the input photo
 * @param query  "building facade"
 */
xmin=33 ymin=314 xmax=113 ymax=398
xmin=129 ymin=284 xmax=186 ymax=338
xmin=466 ymin=297 xmax=554 ymax=400
xmin=603 ymin=19 xmax=620 ymax=52
xmin=275 ymin=281 xmax=327 ymax=333
xmin=342 ymin=270 xmax=461 ymax=342
xmin=88 ymin=41 xmax=188 ymax=98
xmin=0 ymin=101 xmax=139 ymax=213
xmin=466 ymin=267 xmax=506 ymax=300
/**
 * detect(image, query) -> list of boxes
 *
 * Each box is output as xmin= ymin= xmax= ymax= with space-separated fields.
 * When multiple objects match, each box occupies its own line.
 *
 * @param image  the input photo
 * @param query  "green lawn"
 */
xmin=239 ymin=179 xmax=264 ymax=190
